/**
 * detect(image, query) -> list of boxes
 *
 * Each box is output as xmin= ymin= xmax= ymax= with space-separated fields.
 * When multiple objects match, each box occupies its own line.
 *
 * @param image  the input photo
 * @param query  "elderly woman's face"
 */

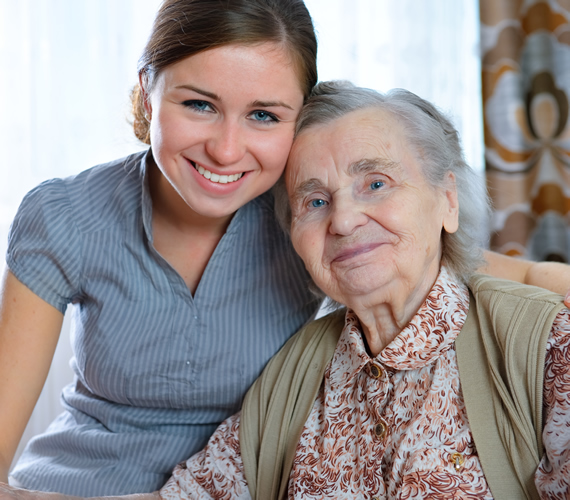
xmin=286 ymin=108 xmax=458 ymax=306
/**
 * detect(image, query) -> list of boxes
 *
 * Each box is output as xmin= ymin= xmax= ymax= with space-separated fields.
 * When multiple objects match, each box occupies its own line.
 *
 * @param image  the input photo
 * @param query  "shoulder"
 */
xmin=9 ymin=150 xmax=147 ymax=258
xmin=465 ymin=273 xmax=566 ymax=360
xmin=23 ymin=150 xmax=147 ymax=234
xmin=64 ymin=150 xmax=147 ymax=231
xmin=469 ymin=273 xmax=564 ymax=306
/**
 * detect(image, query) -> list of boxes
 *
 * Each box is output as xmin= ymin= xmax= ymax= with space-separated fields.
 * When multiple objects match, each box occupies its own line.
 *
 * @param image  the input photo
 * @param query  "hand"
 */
xmin=565 ymin=291 xmax=570 ymax=308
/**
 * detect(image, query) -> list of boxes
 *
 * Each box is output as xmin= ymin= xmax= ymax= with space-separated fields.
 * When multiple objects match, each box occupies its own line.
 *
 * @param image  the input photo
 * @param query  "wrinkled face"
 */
xmin=144 ymin=43 xmax=304 ymax=220
xmin=286 ymin=108 xmax=458 ymax=307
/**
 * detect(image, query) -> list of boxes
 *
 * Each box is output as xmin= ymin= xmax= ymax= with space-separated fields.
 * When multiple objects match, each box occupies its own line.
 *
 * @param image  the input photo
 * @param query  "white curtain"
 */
xmin=1 ymin=0 xmax=482 ymax=468
xmin=304 ymin=0 xmax=483 ymax=170
xmin=0 ymin=0 xmax=163 ymax=469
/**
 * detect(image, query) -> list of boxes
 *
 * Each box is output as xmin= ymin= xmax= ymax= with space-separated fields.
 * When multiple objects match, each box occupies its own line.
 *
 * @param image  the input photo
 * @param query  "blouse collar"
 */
xmin=329 ymin=267 xmax=469 ymax=390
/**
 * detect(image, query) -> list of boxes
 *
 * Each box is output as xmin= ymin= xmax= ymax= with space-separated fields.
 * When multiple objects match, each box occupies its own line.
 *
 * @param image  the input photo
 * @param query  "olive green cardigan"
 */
xmin=239 ymin=275 xmax=565 ymax=500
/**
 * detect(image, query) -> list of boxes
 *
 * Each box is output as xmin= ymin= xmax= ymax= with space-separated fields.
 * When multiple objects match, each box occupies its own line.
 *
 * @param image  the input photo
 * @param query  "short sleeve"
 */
xmin=6 ymin=178 xmax=83 ymax=313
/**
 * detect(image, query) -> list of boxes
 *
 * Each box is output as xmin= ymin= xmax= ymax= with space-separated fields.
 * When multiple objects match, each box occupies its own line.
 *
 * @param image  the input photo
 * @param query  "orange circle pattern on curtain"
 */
xmin=481 ymin=0 xmax=570 ymax=261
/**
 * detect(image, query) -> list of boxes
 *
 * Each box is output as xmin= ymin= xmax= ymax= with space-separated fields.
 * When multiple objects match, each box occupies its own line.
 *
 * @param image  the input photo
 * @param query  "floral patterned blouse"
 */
xmin=160 ymin=268 xmax=570 ymax=499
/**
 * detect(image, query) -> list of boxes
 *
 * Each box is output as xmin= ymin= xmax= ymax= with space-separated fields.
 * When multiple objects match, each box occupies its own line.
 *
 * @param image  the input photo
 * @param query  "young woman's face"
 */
xmin=144 ymin=43 xmax=305 ymax=221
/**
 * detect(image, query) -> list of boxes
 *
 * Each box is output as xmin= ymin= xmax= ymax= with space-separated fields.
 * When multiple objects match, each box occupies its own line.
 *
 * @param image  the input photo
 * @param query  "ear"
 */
xmin=139 ymin=72 xmax=152 ymax=120
xmin=441 ymin=171 xmax=459 ymax=234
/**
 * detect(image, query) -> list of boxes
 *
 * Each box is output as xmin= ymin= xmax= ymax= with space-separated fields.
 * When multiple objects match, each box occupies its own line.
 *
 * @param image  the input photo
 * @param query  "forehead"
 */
xmin=287 ymin=107 xmax=411 ymax=183
xmin=159 ymin=42 xmax=304 ymax=98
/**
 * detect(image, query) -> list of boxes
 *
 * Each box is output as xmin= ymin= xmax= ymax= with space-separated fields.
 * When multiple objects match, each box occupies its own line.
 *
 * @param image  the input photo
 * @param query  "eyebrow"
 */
xmin=175 ymin=84 xmax=219 ymax=100
xmin=347 ymin=157 xmax=400 ymax=176
xmin=251 ymin=100 xmax=295 ymax=110
xmin=174 ymin=84 xmax=294 ymax=110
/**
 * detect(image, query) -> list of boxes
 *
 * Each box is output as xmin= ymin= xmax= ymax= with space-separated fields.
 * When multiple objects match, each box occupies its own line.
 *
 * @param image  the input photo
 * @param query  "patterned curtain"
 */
xmin=481 ymin=0 xmax=570 ymax=262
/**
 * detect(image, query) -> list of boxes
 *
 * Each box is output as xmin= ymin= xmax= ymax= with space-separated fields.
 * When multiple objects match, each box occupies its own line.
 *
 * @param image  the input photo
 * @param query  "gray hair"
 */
xmin=274 ymin=80 xmax=490 ymax=283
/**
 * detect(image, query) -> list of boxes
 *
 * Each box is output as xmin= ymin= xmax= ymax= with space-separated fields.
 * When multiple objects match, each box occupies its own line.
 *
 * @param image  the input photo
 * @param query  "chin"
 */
xmin=186 ymin=197 xmax=240 ymax=220
xmin=338 ymin=267 xmax=393 ymax=291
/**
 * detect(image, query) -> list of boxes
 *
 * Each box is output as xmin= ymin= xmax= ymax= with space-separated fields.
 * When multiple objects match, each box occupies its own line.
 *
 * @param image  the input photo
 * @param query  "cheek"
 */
xmin=150 ymin=111 xmax=184 ymax=153
xmin=290 ymin=226 xmax=306 ymax=261
xmin=292 ymin=230 xmax=330 ymax=286
xmin=256 ymin=131 xmax=294 ymax=173
xmin=291 ymin=225 xmax=319 ymax=265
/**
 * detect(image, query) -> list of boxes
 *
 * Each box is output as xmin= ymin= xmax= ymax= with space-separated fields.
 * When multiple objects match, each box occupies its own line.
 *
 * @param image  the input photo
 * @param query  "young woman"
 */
xmin=0 ymin=0 xmax=568 ymax=496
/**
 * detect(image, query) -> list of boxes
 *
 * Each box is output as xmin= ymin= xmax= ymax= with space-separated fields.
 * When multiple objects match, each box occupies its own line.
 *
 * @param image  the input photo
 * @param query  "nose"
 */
xmin=328 ymin=195 xmax=368 ymax=236
xmin=205 ymin=120 xmax=246 ymax=166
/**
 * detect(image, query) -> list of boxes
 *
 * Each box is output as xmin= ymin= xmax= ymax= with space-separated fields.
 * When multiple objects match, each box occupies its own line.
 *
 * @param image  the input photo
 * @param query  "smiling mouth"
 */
xmin=332 ymin=243 xmax=385 ymax=263
xmin=192 ymin=161 xmax=244 ymax=184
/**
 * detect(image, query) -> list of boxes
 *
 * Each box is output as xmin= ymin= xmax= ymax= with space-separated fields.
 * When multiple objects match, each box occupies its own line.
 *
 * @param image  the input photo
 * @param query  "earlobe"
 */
xmin=442 ymin=172 xmax=459 ymax=234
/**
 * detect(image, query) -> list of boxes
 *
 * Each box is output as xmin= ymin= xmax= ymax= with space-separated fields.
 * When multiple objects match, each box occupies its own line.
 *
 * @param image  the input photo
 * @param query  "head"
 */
xmin=279 ymin=81 xmax=489 ymax=306
xmin=132 ymin=0 xmax=318 ymax=144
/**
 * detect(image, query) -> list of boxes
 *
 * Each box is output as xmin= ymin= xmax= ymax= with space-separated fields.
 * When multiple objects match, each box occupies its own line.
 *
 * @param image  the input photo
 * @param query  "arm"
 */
xmin=0 ymin=483 xmax=159 ymax=500
xmin=481 ymin=250 xmax=570 ymax=304
xmin=0 ymin=270 xmax=64 ymax=483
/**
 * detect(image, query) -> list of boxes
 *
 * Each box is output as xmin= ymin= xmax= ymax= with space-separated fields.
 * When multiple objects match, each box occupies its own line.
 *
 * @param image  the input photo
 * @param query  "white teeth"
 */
xmin=194 ymin=162 xmax=243 ymax=184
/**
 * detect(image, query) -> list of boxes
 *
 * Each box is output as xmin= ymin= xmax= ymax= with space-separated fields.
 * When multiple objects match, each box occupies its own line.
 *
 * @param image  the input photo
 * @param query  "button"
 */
xmin=373 ymin=421 xmax=386 ymax=440
xmin=194 ymin=315 xmax=198 ymax=320
xmin=369 ymin=363 xmax=383 ymax=379
xmin=186 ymin=361 xmax=190 ymax=365
xmin=450 ymin=452 xmax=464 ymax=471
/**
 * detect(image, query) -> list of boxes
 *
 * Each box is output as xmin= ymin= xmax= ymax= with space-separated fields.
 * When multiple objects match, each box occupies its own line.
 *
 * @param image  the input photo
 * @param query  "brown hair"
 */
xmin=131 ymin=0 xmax=318 ymax=144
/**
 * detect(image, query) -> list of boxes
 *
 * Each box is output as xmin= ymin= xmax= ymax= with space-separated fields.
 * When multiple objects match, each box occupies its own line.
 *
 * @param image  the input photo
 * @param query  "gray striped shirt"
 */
xmin=6 ymin=150 xmax=320 ymax=495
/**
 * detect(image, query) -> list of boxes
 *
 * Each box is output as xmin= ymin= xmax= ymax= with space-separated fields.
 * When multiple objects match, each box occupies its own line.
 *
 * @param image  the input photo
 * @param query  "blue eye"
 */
xmin=251 ymin=110 xmax=278 ymax=122
xmin=310 ymin=199 xmax=327 ymax=208
xmin=370 ymin=180 xmax=384 ymax=190
xmin=183 ymin=100 xmax=213 ymax=112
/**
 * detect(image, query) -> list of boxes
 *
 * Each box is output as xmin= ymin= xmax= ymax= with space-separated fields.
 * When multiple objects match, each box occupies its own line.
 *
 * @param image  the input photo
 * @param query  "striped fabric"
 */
xmin=6 ymin=150 xmax=320 ymax=496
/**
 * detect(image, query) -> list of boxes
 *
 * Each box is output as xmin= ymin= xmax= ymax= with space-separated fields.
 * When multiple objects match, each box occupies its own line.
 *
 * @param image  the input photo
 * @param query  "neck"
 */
xmin=346 ymin=267 xmax=441 ymax=357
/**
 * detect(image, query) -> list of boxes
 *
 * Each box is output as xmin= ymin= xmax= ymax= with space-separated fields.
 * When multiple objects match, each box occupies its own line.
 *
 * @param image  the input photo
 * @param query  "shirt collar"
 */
xmin=140 ymin=148 xmax=154 ymax=244
xmin=328 ymin=267 xmax=469 ymax=390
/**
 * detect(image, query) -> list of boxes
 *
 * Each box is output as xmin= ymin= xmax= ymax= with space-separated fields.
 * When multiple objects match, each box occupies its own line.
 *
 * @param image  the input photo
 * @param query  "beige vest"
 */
xmin=240 ymin=275 xmax=565 ymax=500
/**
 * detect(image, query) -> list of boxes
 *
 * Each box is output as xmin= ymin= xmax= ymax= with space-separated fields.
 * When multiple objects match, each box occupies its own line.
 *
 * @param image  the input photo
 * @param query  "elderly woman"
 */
xmin=2 ymin=83 xmax=569 ymax=500
xmin=158 ymin=82 xmax=569 ymax=499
